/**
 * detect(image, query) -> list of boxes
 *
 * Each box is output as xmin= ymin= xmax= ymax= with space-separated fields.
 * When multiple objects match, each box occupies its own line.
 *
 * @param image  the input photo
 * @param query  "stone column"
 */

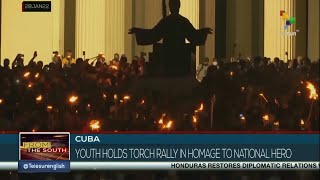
xmin=308 ymin=0 xmax=320 ymax=61
xmin=105 ymin=0 xmax=126 ymax=60
xmin=75 ymin=0 xmax=106 ymax=59
xmin=264 ymin=0 xmax=295 ymax=61
xmin=180 ymin=0 xmax=200 ymax=66
xmin=200 ymin=0 xmax=215 ymax=61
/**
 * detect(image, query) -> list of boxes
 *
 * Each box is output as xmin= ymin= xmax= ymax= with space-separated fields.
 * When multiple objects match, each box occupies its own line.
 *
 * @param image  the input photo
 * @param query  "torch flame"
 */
xmin=263 ymin=114 xmax=270 ymax=121
xmin=300 ymin=119 xmax=305 ymax=125
xmin=141 ymin=100 xmax=145 ymax=105
xmin=193 ymin=116 xmax=197 ymax=123
xmin=47 ymin=106 xmax=53 ymax=110
xmin=114 ymin=94 xmax=118 ymax=100
xmin=35 ymin=73 xmax=40 ymax=78
xmin=102 ymin=93 xmax=107 ymax=99
xmin=110 ymin=65 xmax=118 ymax=70
xmin=0 ymin=99 xmax=3 ymax=104
xmin=90 ymin=120 xmax=101 ymax=131
xmin=36 ymin=95 xmax=42 ymax=102
xmin=69 ymin=96 xmax=78 ymax=103
xmin=306 ymin=82 xmax=318 ymax=100
xmin=259 ymin=93 xmax=269 ymax=103
xmin=27 ymin=83 xmax=33 ymax=88
xmin=166 ymin=121 xmax=173 ymax=129
xmin=123 ymin=95 xmax=130 ymax=100
xmin=158 ymin=113 xmax=166 ymax=124
xmin=197 ymin=103 xmax=204 ymax=111
xmin=24 ymin=72 xmax=30 ymax=78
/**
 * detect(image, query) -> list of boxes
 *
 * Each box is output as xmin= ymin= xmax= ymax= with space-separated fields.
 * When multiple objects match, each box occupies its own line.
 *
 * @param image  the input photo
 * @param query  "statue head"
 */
xmin=169 ymin=0 xmax=181 ymax=14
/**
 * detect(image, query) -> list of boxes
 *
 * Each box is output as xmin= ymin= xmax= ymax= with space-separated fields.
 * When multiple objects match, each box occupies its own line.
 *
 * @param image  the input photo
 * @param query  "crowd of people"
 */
xmin=0 ymin=51 xmax=319 ymax=132
xmin=0 ymin=51 xmax=319 ymax=179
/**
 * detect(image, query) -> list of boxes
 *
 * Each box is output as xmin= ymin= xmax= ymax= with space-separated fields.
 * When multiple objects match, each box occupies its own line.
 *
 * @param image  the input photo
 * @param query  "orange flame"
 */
xmin=158 ymin=113 xmax=166 ymax=124
xmin=197 ymin=103 xmax=204 ymax=111
xmin=110 ymin=65 xmax=118 ymax=70
xmin=263 ymin=114 xmax=270 ymax=121
xmin=24 ymin=72 xmax=30 ymax=78
xmin=69 ymin=96 xmax=78 ymax=103
xmin=193 ymin=116 xmax=197 ymax=123
xmin=306 ymin=82 xmax=318 ymax=100
xmin=0 ymin=99 xmax=3 ymax=104
xmin=300 ymin=119 xmax=305 ymax=126
xmin=90 ymin=120 xmax=101 ymax=131
xmin=47 ymin=105 xmax=53 ymax=111
xmin=35 ymin=73 xmax=40 ymax=78
xmin=259 ymin=93 xmax=269 ymax=103
xmin=123 ymin=95 xmax=130 ymax=100
xmin=36 ymin=95 xmax=42 ymax=102
xmin=166 ymin=121 xmax=173 ymax=129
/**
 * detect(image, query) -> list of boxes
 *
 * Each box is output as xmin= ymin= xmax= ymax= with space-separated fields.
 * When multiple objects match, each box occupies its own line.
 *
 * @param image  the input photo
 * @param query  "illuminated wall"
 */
xmin=1 ymin=0 xmax=64 ymax=65
xmin=264 ymin=0 xmax=295 ymax=61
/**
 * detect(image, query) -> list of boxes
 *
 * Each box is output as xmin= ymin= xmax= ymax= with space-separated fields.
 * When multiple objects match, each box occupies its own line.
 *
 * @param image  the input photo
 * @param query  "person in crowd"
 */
xmin=97 ymin=52 xmax=106 ymax=64
xmin=110 ymin=53 xmax=120 ymax=65
xmin=196 ymin=57 xmax=209 ymax=82
xmin=62 ymin=50 xmax=76 ymax=68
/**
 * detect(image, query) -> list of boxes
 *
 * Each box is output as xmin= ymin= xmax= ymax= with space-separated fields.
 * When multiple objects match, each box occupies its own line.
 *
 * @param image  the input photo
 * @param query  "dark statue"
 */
xmin=129 ymin=0 xmax=213 ymax=77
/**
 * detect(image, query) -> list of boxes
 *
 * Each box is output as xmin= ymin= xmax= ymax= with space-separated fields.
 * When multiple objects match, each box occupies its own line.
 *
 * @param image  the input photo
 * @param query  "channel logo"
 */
xmin=280 ymin=10 xmax=296 ymax=30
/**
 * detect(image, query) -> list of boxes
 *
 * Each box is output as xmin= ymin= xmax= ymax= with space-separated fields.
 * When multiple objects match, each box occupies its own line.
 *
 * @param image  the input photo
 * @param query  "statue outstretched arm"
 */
xmin=129 ymin=20 xmax=164 ymax=46
xmin=185 ymin=20 xmax=213 ymax=45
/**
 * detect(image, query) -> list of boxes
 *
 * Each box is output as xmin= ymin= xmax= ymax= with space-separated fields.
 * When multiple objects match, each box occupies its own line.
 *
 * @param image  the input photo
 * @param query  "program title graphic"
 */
xmin=18 ymin=132 xmax=70 ymax=173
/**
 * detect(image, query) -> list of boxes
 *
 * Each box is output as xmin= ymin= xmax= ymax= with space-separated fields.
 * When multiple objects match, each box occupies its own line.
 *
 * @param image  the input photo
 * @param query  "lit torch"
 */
xmin=192 ymin=116 xmax=198 ymax=131
xmin=259 ymin=93 xmax=269 ymax=103
xmin=89 ymin=120 xmax=101 ymax=132
xmin=262 ymin=114 xmax=270 ymax=126
xmin=0 ymin=99 xmax=3 ymax=105
xmin=35 ymin=73 xmax=40 ymax=79
xmin=273 ymin=121 xmax=280 ymax=131
xmin=306 ymin=82 xmax=318 ymax=131
xmin=69 ymin=95 xmax=78 ymax=104
xmin=166 ymin=121 xmax=173 ymax=130
xmin=23 ymin=72 xmax=30 ymax=78
xmin=36 ymin=95 xmax=42 ymax=103
xmin=300 ymin=119 xmax=305 ymax=131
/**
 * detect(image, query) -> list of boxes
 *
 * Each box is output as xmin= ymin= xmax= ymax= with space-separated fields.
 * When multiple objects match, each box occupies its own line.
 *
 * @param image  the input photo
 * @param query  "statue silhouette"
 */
xmin=129 ymin=0 xmax=213 ymax=77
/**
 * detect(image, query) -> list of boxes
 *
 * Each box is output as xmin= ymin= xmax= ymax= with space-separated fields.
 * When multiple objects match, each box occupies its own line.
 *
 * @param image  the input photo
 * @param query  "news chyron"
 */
xmin=22 ymin=1 xmax=51 ymax=12
xmin=18 ymin=132 xmax=70 ymax=173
